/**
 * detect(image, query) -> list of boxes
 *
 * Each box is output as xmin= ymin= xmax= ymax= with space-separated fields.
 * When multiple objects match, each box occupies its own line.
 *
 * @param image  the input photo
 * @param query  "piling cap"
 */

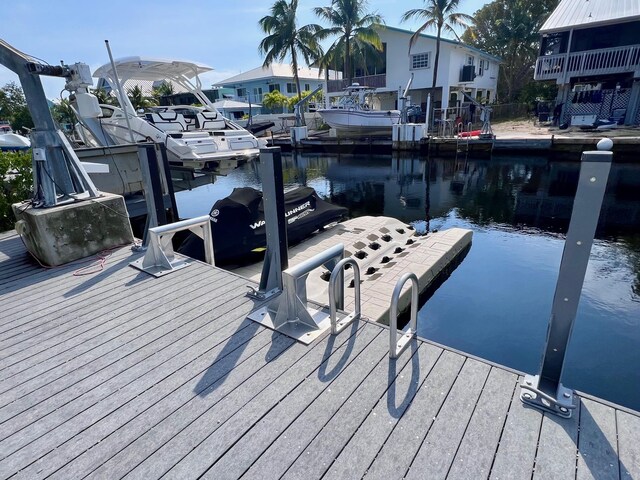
xmin=597 ymin=138 xmax=613 ymax=151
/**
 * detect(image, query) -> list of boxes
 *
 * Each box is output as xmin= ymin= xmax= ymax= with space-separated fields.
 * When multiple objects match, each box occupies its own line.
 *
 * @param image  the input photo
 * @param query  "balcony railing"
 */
xmin=535 ymin=44 xmax=640 ymax=81
xmin=327 ymin=74 xmax=386 ymax=93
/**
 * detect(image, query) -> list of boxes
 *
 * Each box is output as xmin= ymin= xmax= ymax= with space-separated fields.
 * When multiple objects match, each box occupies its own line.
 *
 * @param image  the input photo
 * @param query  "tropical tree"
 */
xmin=259 ymin=0 xmax=323 ymax=102
xmin=127 ymin=85 xmax=157 ymax=110
xmin=401 ymin=0 xmax=473 ymax=96
xmin=262 ymin=89 xmax=289 ymax=113
xmin=0 ymin=83 xmax=33 ymax=132
xmin=152 ymin=81 xmax=175 ymax=104
xmin=461 ymin=0 xmax=558 ymax=102
xmin=92 ymin=88 xmax=115 ymax=105
xmin=50 ymin=98 xmax=77 ymax=128
xmin=314 ymin=0 xmax=383 ymax=85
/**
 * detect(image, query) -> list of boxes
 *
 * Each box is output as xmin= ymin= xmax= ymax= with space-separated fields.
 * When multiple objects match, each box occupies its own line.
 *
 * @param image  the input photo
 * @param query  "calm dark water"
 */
xmin=176 ymin=153 xmax=640 ymax=411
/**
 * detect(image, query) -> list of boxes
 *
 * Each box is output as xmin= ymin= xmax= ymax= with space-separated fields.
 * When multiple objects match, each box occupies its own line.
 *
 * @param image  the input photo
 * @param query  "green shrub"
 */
xmin=0 ymin=150 xmax=32 ymax=232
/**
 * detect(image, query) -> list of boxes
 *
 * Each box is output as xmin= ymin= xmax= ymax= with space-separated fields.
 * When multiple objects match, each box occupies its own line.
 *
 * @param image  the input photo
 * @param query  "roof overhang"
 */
xmin=540 ymin=0 xmax=640 ymax=33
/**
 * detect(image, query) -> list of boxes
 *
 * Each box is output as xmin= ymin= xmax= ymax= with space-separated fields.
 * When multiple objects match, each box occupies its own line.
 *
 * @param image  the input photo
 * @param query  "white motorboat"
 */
xmin=317 ymin=84 xmax=401 ymax=134
xmin=0 ymin=124 xmax=30 ymax=151
xmin=77 ymin=57 xmax=262 ymax=171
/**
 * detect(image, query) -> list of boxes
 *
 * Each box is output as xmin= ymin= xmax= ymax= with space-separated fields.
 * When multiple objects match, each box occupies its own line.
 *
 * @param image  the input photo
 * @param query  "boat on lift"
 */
xmin=75 ymin=57 xmax=262 ymax=171
xmin=317 ymin=84 xmax=401 ymax=134
xmin=0 ymin=124 xmax=30 ymax=151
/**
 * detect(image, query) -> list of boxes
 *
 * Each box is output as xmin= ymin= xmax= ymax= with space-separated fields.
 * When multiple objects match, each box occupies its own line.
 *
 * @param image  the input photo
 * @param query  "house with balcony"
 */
xmin=535 ymin=0 xmax=640 ymax=126
xmin=215 ymin=64 xmax=338 ymax=111
xmin=327 ymin=25 xmax=501 ymax=121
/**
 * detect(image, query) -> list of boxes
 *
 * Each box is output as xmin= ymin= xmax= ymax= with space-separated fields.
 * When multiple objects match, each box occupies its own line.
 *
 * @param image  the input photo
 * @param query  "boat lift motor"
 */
xmin=0 ymin=38 xmax=100 ymax=206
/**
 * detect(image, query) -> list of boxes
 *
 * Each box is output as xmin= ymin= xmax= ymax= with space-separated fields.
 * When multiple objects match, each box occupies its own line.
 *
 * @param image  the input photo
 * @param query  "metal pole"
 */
xmin=521 ymin=139 xmax=613 ymax=418
xmin=253 ymin=147 xmax=289 ymax=299
xmin=104 ymin=40 xmax=136 ymax=143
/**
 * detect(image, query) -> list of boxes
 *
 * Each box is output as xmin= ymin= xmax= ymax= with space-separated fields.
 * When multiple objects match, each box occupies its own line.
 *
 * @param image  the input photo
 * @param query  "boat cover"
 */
xmin=178 ymin=186 xmax=348 ymax=265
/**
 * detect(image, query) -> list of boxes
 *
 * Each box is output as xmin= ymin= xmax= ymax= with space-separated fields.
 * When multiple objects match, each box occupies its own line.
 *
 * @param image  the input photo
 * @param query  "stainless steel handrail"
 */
xmin=329 ymin=257 xmax=361 ymax=334
xmin=389 ymin=272 xmax=419 ymax=359
xmin=131 ymin=215 xmax=214 ymax=277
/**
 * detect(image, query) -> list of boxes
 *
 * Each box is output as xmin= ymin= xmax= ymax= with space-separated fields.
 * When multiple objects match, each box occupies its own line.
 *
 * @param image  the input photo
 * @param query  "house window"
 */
xmin=304 ymin=83 xmax=310 ymax=91
xmin=466 ymin=55 xmax=475 ymax=66
xmin=268 ymin=84 xmax=279 ymax=92
xmin=253 ymin=87 xmax=263 ymax=96
xmin=411 ymin=52 xmax=430 ymax=69
xmin=477 ymin=59 xmax=487 ymax=77
xmin=236 ymin=88 xmax=247 ymax=98
xmin=286 ymin=83 xmax=297 ymax=94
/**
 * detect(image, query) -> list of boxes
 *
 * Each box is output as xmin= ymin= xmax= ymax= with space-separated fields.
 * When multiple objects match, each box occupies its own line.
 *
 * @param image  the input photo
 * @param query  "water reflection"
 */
xmin=175 ymin=152 xmax=640 ymax=410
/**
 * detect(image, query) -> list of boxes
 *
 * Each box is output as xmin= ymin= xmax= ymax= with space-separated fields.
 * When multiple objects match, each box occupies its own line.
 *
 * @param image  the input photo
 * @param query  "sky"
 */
xmin=1 ymin=0 xmax=488 ymax=102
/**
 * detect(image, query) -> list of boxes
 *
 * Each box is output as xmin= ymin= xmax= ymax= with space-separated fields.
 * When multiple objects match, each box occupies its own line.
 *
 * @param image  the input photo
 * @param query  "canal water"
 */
xmin=176 ymin=153 xmax=640 ymax=411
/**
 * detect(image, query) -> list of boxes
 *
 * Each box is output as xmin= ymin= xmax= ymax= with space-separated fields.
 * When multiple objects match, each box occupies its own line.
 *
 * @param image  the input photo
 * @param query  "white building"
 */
xmin=534 ymin=0 xmax=640 ymax=125
xmin=216 ymin=64 xmax=340 ymax=105
xmin=327 ymin=25 xmax=501 ymax=118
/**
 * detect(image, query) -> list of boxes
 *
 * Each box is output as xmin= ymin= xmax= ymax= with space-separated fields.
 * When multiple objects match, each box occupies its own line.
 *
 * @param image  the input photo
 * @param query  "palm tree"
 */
xmin=127 ymin=85 xmax=157 ymax=110
xmin=151 ymin=81 xmax=175 ymax=104
xmin=401 ymin=0 xmax=473 ymax=96
xmin=259 ymin=0 xmax=322 ymax=101
xmin=314 ymin=0 xmax=383 ymax=86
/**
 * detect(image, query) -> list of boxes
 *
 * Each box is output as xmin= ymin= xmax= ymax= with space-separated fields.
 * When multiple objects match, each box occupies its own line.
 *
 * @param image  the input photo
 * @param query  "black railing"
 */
xmin=327 ymin=74 xmax=387 ymax=93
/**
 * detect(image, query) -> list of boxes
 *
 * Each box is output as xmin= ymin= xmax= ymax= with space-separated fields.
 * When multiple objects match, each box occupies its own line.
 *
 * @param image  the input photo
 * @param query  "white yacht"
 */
xmin=0 ymin=124 xmax=30 ymax=151
xmin=317 ymin=84 xmax=401 ymax=134
xmin=78 ymin=57 xmax=262 ymax=171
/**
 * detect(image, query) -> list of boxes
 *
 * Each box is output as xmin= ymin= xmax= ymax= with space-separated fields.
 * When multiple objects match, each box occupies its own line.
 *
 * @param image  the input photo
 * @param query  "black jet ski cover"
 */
xmin=178 ymin=186 xmax=347 ymax=266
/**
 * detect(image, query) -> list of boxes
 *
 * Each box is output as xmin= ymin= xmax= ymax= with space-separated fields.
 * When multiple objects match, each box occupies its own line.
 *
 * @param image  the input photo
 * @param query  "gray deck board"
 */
xmin=0 ymin=278 xmax=250 ymax=429
xmin=618 ymin=409 xmax=640 ymax=478
xmin=446 ymin=367 xmax=518 ymax=479
xmin=403 ymin=358 xmax=492 ymax=480
xmin=576 ymin=398 xmax=620 ymax=480
xmin=489 ymin=380 xmax=544 ymax=480
xmin=175 ymin=326 xmax=384 ymax=480
xmin=0 ymin=279 xmax=251 ymax=476
xmin=241 ymin=335 xmax=421 ymax=480
xmin=0 ymin=268 xmax=230 ymax=394
xmin=282 ymin=343 xmax=443 ymax=480
xmin=533 ymin=401 xmax=580 ymax=479
xmin=362 ymin=349 xmax=465 ymax=480
xmin=0 ymin=263 xmax=211 ymax=357
xmin=0 ymin=233 xmax=638 ymax=480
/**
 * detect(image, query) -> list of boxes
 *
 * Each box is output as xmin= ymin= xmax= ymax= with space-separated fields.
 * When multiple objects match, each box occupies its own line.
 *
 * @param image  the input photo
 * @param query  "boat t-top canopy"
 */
xmin=93 ymin=56 xmax=213 ymax=83
xmin=93 ymin=56 xmax=217 ymax=113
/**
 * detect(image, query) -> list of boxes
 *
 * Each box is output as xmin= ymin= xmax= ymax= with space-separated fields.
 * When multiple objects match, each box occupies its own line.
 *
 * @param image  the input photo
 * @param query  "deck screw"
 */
xmin=576 ymin=241 xmax=582 ymax=246
xmin=590 ymin=177 xmax=597 ymax=183
xmin=526 ymin=380 xmax=532 ymax=385
xmin=563 ymin=392 xmax=571 ymax=398
xmin=523 ymin=393 xmax=532 ymax=400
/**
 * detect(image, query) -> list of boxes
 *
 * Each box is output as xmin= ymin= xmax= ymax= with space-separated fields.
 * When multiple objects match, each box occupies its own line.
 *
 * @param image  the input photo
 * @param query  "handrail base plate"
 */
xmin=520 ymin=374 xmax=576 ymax=419
xmin=247 ymin=303 xmax=332 ymax=345
xmin=130 ymin=257 xmax=191 ymax=278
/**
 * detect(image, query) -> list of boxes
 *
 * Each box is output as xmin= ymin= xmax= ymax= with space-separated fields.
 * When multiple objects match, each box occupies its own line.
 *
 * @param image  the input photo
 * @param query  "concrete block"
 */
xmin=12 ymin=193 xmax=133 ymax=266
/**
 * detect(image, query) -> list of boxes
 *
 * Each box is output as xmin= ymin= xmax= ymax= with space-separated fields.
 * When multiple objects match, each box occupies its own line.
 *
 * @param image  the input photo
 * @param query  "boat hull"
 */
xmin=317 ymin=108 xmax=401 ymax=134
xmin=0 ymin=133 xmax=31 ymax=151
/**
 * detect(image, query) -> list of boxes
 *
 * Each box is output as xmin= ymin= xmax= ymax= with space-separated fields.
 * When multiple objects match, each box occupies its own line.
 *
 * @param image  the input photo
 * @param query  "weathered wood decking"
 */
xmin=0 ymin=231 xmax=638 ymax=479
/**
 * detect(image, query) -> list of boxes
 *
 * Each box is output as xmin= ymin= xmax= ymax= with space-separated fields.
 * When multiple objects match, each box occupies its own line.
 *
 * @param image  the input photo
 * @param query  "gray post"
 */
xmin=520 ymin=139 xmax=613 ymax=418
xmin=251 ymin=147 xmax=289 ymax=300
xmin=0 ymin=39 xmax=99 ymax=206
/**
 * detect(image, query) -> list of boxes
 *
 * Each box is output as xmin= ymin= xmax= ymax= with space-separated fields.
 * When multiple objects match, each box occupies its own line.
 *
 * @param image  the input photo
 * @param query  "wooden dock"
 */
xmin=0 ymin=230 xmax=639 ymax=479
xmin=268 ymin=132 xmax=640 ymax=161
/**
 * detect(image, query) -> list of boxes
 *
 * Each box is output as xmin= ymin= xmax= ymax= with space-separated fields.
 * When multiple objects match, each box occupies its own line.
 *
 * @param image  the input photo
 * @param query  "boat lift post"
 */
xmin=246 ymin=147 xmax=289 ymax=300
xmin=0 ymin=39 xmax=100 ymax=206
xmin=520 ymin=139 xmax=613 ymax=418
xmin=399 ymin=74 xmax=414 ymax=124
xmin=291 ymin=86 xmax=322 ymax=146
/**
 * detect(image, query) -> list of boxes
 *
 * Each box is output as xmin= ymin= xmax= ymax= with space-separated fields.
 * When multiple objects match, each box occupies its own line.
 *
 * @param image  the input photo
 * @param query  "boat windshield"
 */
xmin=335 ymin=88 xmax=376 ymax=109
